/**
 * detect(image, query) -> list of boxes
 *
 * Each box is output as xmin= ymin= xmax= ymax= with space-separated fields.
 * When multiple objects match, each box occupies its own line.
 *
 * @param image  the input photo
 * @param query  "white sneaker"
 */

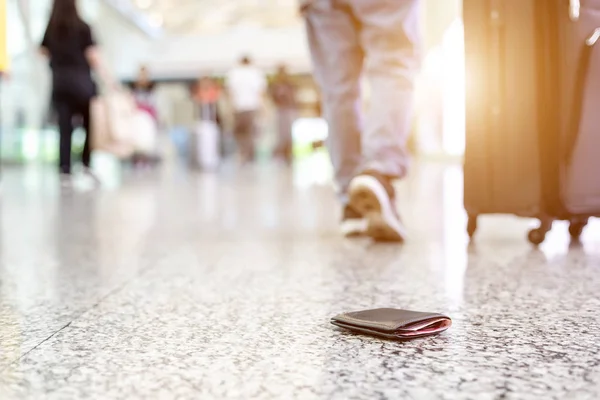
xmin=60 ymin=173 xmax=73 ymax=189
xmin=348 ymin=172 xmax=407 ymax=242
xmin=340 ymin=205 xmax=368 ymax=237
xmin=83 ymin=167 xmax=101 ymax=186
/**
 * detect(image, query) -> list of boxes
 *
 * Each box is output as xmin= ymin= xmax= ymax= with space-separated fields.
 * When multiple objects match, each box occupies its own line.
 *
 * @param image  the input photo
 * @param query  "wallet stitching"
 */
xmin=336 ymin=313 xmax=448 ymax=331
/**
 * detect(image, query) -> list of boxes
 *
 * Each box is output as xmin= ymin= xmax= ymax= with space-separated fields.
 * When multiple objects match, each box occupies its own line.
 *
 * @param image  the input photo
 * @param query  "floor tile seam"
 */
xmin=0 ymin=245 xmax=229 ymax=372
xmin=0 ymin=276 xmax=139 ymax=374
xmin=0 ymin=250 xmax=173 ymax=371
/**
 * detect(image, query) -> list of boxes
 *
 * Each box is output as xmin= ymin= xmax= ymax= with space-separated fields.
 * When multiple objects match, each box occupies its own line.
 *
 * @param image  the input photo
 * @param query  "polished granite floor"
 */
xmin=0 ymin=158 xmax=599 ymax=400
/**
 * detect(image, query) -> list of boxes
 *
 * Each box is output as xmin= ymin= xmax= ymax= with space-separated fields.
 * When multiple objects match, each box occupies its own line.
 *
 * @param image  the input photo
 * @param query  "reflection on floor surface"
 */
xmin=0 ymin=159 xmax=599 ymax=399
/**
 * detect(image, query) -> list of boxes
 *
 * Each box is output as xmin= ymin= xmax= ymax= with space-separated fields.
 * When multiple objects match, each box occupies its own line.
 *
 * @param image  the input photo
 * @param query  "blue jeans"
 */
xmin=304 ymin=0 xmax=420 ymax=202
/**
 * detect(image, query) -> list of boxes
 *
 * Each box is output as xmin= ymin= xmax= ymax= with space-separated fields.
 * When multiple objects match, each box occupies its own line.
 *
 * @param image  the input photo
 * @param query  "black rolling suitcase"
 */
xmin=463 ymin=0 xmax=600 ymax=244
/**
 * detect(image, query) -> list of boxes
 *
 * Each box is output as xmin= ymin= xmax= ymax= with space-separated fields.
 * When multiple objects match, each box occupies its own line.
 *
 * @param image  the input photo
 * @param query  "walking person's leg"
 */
xmin=234 ymin=111 xmax=254 ymax=164
xmin=355 ymin=0 xmax=419 ymax=178
xmin=79 ymin=98 xmax=100 ymax=183
xmin=282 ymin=108 xmax=295 ymax=164
xmin=80 ymin=99 xmax=92 ymax=169
xmin=304 ymin=0 xmax=367 ymax=235
xmin=275 ymin=107 xmax=294 ymax=164
xmin=247 ymin=110 xmax=257 ymax=162
xmin=274 ymin=107 xmax=284 ymax=161
xmin=346 ymin=0 xmax=421 ymax=242
xmin=233 ymin=111 xmax=245 ymax=162
xmin=55 ymin=99 xmax=74 ymax=176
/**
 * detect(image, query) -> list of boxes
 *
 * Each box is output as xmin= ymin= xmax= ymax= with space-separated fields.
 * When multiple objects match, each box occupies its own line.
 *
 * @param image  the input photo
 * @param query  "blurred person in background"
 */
xmin=40 ymin=0 xmax=110 ymax=186
xmin=191 ymin=76 xmax=223 ymax=169
xmin=0 ymin=0 xmax=7 ymax=79
xmin=0 ymin=0 xmax=5 ymax=182
xmin=302 ymin=0 xmax=420 ymax=242
xmin=193 ymin=76 xmax=223 ymax=132
xmin=269 ymin=64 xmax=297 ymax=165
xmin=129 ymin=65 xmax=160 ymax=167
xmin=226 ymin=55 xmax=267 ymax=164
xmin=131 ymin=65 xmax=158 ymax=123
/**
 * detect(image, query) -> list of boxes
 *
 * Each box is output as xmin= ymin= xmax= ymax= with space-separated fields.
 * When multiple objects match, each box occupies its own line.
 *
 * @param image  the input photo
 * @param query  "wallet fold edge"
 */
xmin=330 ymin=320 xmax=449 ymax=340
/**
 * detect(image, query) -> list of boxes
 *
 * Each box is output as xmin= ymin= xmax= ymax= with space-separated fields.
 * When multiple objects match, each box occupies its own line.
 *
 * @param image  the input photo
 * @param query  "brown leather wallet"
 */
xmin=331 ymin=308 xmax=452 ymax=340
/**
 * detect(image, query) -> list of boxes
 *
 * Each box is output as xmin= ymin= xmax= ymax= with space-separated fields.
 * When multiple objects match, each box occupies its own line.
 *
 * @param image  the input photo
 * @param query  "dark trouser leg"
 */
xmin=234 ymin=111 xmax=257 ymax=163
xmin=276 ymin=107 xmax=295 ymax=164
xmin=79 ymin=99 xmax=92 ymax=168
xmin=55 ymin=100 xmax=74 ymax=174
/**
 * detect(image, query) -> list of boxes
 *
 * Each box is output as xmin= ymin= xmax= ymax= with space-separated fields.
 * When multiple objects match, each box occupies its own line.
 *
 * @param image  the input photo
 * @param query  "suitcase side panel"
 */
xmin=463 ymin=0 xmax=543 ymax=216
xmin=537 ymin=0 xmax=600 ymax=217
xmin=463 ymin=0 xmax=492 ymax=215
xmin=560 ymin=4 xmax=600 ymax=215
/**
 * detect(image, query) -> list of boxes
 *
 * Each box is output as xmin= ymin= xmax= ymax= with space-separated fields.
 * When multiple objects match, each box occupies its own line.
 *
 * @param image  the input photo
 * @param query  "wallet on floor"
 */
xmin=331 ymin=308 xmax=452 ymax=340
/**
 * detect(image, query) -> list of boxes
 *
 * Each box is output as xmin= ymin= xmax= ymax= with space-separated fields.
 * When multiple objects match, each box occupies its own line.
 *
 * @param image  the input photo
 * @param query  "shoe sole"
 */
xmin=348 ymin=176 xmax=407 ymax=242
xmin=340 ymin=218 xmax=368 ymax=238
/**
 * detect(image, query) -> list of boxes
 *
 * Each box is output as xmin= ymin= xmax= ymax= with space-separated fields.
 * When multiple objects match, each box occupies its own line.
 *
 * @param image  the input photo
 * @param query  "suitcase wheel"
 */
xmin=527 ymin=218 xmax=553 ymax=246
xmin=467 ymin=215 xmax=478 ymax=239
xmin=568 ymin=218 xmax=588 ymax=239
xmin=527 ymin=229 xmax=547 ymax=246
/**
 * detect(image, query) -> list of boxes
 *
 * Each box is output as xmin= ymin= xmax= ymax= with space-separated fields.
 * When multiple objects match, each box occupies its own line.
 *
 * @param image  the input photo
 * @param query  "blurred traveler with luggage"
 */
xmin=131 ymin=65 xmax=158 ymax=123
xmin=192 ymin=77 xmax=223 ymax=133
xmin=226 ymin=55 xmax=267 ymax=164
xmin=191 ymin=77 xmax=222 ymax=170
xmin=269 ymin=64 xmax=298 ymax=165
xmin=129 ymin=65 xmax=160 ymax=167
xmin=40 ymin=0 xmax=110 ymax=186
xmin=302 ymin=0 xmax=420 ymax=241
